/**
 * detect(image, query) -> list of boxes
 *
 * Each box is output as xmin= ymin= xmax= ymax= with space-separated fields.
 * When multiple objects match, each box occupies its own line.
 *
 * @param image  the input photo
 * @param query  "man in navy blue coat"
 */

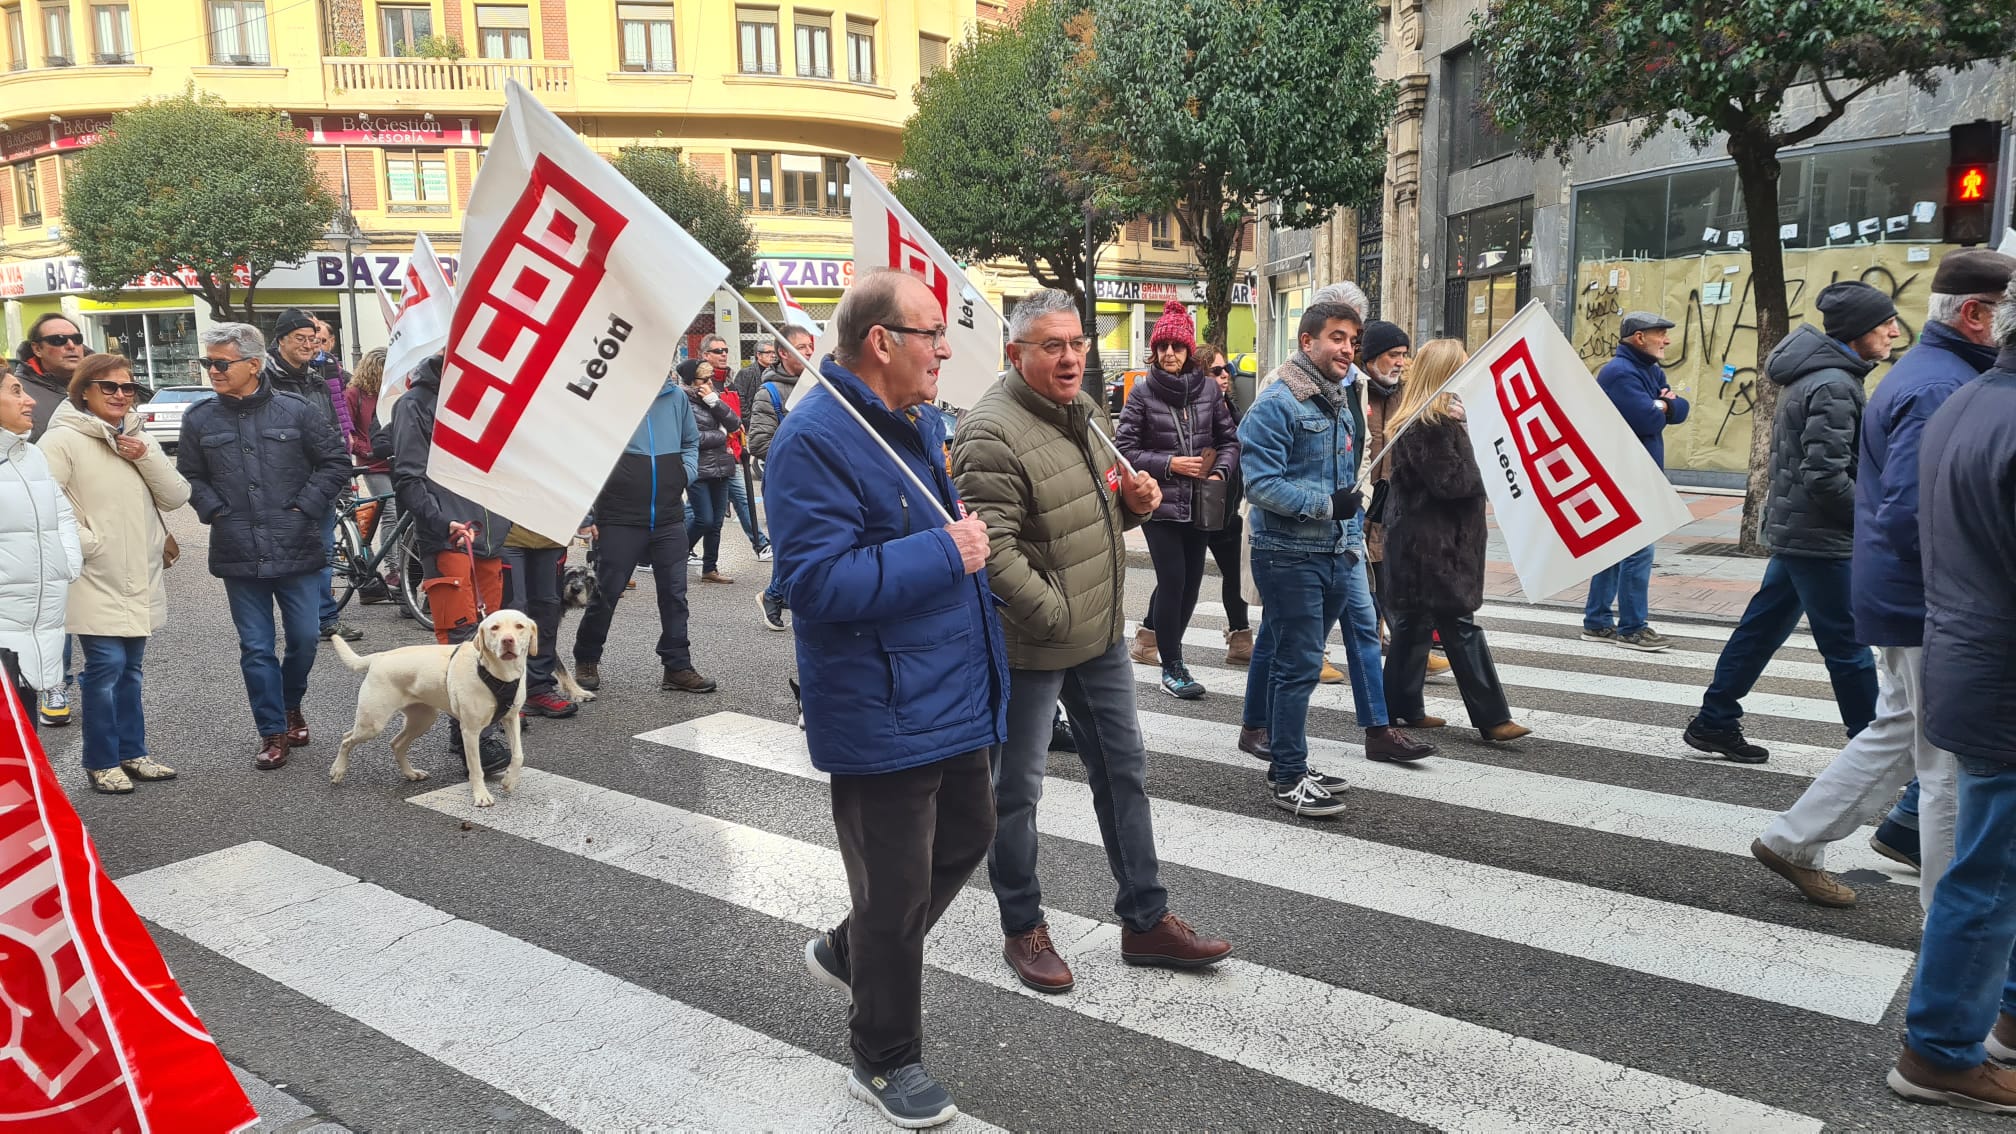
xmin=1583 ymin=311 xmax=1689 ymax=652
xmin=768 ymin=269 xmax=1006 ymax=1130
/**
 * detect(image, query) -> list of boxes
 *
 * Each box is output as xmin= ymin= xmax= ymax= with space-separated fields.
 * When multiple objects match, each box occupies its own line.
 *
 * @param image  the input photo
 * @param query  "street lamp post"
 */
xmin=1082 ymin=203 xmax=1104 ymax=396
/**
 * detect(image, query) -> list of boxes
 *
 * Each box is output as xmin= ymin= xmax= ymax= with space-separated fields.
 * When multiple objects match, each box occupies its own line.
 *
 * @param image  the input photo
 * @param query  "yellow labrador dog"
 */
xmin=328 ymin=610 xmax=533 ymax=807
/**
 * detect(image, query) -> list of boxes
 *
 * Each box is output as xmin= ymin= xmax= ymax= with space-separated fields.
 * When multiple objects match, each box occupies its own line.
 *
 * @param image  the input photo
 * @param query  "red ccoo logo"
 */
xmin=1490 ymin=339 xmax=1640 ymax=557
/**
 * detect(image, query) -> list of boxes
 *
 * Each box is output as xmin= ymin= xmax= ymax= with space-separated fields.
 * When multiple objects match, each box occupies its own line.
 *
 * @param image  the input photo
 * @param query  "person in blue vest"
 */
xmin=1583 ymin=311 xmax=1689 ymax=653
xmin=773 ymin=269 xmax=1006 ymax=1129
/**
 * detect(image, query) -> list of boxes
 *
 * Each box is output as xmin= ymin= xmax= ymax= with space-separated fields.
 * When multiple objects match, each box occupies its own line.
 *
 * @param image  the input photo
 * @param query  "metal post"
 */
xmin=1082 ymin=205 xmax=1104 ymax=394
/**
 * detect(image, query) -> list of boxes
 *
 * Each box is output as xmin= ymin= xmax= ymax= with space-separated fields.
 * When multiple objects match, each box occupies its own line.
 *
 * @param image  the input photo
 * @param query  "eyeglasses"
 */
xmin=704 ymin=346 xmax=729 ymax=355
xmin=89 ymin=380 xmax=144 ymax=397
xmin=1207 ymin=365 xmax=1229 ymax=376
xmin=1012 ymin=335 xmax=1094 ymax=359
xmin=881 ymin=324 xmax=951 ymax=347
xmin=195 ymin=356 xmax=252 ymax=373
xmin=37 ymin=333 xmax=85 ymax=348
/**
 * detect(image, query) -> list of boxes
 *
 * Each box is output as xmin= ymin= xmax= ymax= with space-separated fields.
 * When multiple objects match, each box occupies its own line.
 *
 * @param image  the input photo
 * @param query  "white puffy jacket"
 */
xmin=0 ymin=428 xmax=81 ymax=690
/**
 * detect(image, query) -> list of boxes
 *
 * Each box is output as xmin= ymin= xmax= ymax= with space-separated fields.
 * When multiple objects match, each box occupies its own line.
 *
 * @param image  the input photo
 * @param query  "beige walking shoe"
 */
xmin=1129 ymin=627 xmax=1160 ymax=666
xmin=1751 ymin=837 xmax=1856 ymax=907
xmin=1223 ymin=627 xmax=1253 ymax=666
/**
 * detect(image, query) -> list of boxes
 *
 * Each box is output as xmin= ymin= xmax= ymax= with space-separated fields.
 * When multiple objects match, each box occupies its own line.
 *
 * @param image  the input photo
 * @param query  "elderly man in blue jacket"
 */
xmin=1583 ymin=311 xmax=1689 ymax=652
xmin=771 ymin=269 xmax=1004 ymax=1130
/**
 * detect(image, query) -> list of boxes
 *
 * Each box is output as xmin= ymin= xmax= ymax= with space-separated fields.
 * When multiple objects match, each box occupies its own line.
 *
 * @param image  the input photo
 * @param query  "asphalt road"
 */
xmin=42 ymin=507 xmax=1957 ymax=1132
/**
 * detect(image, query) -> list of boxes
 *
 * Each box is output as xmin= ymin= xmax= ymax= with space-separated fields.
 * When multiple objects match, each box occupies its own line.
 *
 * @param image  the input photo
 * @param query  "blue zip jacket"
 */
xmin=593 ymin=376 xmax=701 ymax=529
xmin=1596 ymin=342 xmax=1689 ymax=468
xmin=1852 ymin=320 xmax=1997 ymax=646
xmin=1239 ymin=359 xmax=1357 ymax=555
xmin=766 ymin=359 xmax=1008 ymax=775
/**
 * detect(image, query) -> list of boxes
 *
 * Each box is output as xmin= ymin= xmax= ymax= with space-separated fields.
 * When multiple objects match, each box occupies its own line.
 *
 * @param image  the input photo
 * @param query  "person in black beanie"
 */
xmin=1684 ymin=280 xmax=1896 ymax=764
xmin=260 ymin=306 xmax=363 ymax=642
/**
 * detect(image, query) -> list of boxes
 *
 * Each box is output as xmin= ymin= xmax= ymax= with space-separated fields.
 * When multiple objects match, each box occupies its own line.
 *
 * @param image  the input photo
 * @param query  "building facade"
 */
xmin=1256 ymin=0 xmax=2016 ymax=481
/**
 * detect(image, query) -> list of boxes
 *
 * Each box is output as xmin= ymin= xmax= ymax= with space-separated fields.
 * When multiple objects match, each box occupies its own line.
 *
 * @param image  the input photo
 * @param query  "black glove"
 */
xmin=1329 ymin=487 xmax=1361 ymax=520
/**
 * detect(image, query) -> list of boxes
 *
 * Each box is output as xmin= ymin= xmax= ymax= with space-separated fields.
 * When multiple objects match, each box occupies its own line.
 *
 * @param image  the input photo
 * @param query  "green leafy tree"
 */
xmin=1472 ymin=0 xmax=2016 ymax=550
xmin=1058 ymin=0 xmax=1393 ymax=344
xmin=62 ymin=87 xmax=337 ymax=322
xmin=611 ymin=146 xmax=759 ymax=288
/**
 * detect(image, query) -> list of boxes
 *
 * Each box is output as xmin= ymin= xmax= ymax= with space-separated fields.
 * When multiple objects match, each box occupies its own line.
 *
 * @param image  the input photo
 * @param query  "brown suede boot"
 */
xmin=1223 ymin=627 xmax=1253 ymax=666
xmin=1129 ymin=627 xmax=1160 ymax=667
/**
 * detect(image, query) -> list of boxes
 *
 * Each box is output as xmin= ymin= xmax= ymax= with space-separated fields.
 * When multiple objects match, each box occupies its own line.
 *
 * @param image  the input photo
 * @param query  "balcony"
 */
xmin=323 ymin=57 xmax=574 ymax=107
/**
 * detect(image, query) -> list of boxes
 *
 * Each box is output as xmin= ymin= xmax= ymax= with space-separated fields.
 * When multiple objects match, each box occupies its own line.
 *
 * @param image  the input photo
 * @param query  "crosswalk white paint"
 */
xmin=121 ymin=842 xmax=998 ymax=1133
xmin=639 ymin=713 xmax=1912 ymax=1023
xmin=412 ymin=768 xmax=1821 ymax=1133
xmin=1485 ymin=629 xmax=1834 ymax=682
xmin=1185 ymin=598 xmax=1820 ymax=653
xmin=1128 ymin=709 xmax=1907 ymax=881
xmin=1126 ymin=660 xmax=1846 ymax=779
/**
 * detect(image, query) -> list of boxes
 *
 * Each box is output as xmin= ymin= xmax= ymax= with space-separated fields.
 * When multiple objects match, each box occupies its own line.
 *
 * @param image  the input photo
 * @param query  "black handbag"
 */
xmin=1364 ymin=478 xmax=1390 ymax=525
xmin=1192 ymin=476 xmax=1230 ymax=532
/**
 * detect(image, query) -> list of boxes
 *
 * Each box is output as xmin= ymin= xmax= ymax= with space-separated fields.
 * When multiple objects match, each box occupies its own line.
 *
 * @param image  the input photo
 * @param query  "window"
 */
xmin=1149 ymin=213 xmax=1174 ymax=250
xmin=618 ymin=2 xmax=675 ymax=72
xmin=208 ymin=0 xmax=269 ymax=64
xmin=5 ymin=6 xmax=25 ymax=71
xmin=736 ymin=152 xmax=774 ymax=210
xmin=475 ymin=4 xmax=530 ymax=59
xmin=823 ymin=154 xmax=849 ymax=212
xmin=14 ymin=162 xmax=41 ymax=223
xmin=41 ymin=1 xmax=71 ymax=65
xmin=792 ymin=10 xmax=829 ymax=78
xmin=385 ymin=150 xmax=451 ymax=212
xmin=918 ymin=32 xmax=947 ymax=78
xmin=737 ymin=7 xmax=777 ymax=74
xmin=101 ymin=312 xmax=199 ymax=389
xmin=1357 ymin=206 xmax=1384 ymax=322
xmin=89 ymin=3 xmax=130 ymax=62
xmin=845 ymin=16 xmax=873 ymax=84
xmin=1443 ymin=198 xmax=1530 ymax=345
xmin=380 ymin=4 xmax=432 ymax=55
xmin=736 ymin=152 xmax=847 ymax=213
xmin=1445 ymin=49 xmax=1515 ymax=170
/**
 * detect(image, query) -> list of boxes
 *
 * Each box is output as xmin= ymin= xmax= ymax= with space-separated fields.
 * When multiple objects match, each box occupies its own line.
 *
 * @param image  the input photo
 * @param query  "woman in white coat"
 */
xmin=0 ymin=365 xmax=80 ymax=735
xmin=41 ymin=354 xmax=189 ymax=793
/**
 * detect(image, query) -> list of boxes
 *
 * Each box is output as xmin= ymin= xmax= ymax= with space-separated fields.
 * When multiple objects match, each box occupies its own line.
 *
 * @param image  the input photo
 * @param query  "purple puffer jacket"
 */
xmin=1116 ymin=366 xmax=1239 ymax=523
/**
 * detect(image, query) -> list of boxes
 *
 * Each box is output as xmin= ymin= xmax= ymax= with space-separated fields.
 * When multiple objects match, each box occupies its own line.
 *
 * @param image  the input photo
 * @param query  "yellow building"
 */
xmin=0 ymin=0 xmax=1247 ymax=383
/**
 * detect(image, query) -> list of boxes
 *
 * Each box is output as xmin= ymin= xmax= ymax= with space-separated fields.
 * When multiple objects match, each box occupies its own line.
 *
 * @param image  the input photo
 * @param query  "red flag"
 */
xmin=0 ymin=679 xmax=256 ymax=1131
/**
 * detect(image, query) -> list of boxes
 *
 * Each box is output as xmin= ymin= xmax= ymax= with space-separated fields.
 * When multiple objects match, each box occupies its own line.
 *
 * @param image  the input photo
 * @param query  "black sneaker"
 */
xmin=1160 ymin=662 xmax=1205 ymax=700
xmin=759 ymin=592 xmax=788 ymax=631
xmin=450 ymin=730 xmax=514 ymax=777
xmin=319 ymin=620 xmax=364 ymax=642
xmin=1050 ymin=708 xmax=1078 ymax=753
xmin=804 ymin=932 xmax=850 ymax=994
xmin=1579 ymin=626 xmax=1618 ymax=644
xmin=1270 ymin=773 xmax=1346 ymax=818
xmin=848 ymin=1063 xmax=958 ymax=1128
xmin=1683 ymin=720 xmax=1770 ymax=764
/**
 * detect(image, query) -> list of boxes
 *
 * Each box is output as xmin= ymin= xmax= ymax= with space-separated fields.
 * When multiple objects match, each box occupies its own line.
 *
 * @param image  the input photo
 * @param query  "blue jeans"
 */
xmin=1332 ymin=525 xmax=1389 ymax=730
xmin=1244 ymin=546 xmax=1352 ymax=784
xmin=686 ymin=478 xmax=730 ymax=572
xmin=1584 ymin=544 xmax=1655 ymax=635
xmin=726 ymin=464 xmax=767 ymax=551
xmin=1905 ymin=755 xmax=2016 ymax=1070
xmin=1695 ymin=555 xmax=1877 ymax=738
xmin=224 ymin=572 xmax=324 ymax=737
xmin=318 ymin=509 xmax=340 ymax=627
xmin=77 ymin=635 xmax=147 ymax=771
xmin=1893 ymin=779 xmax=1922 ymax=828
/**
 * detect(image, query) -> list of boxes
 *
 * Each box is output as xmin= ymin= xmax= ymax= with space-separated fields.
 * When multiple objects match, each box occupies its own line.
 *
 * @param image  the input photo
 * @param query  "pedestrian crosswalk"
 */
xmin=122 ymin=602 xmax=1921 ymax=1130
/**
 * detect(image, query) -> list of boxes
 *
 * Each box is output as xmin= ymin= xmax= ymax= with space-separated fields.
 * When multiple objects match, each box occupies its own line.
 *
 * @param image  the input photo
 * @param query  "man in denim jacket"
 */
xmin=1239 ymin=301 xmax=1435 ymax=818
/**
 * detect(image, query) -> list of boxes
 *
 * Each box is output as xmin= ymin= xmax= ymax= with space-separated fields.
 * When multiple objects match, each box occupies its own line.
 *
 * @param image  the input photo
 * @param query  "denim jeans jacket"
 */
xmin=1238 ymin=360 xmax=1356 ymax=556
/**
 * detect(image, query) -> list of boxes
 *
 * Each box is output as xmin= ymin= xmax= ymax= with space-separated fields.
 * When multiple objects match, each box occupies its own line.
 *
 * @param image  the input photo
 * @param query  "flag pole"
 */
xmin=733 ymin=294 xmax=956 ymax=525
xmin=1088 ymin=419 xmax=1136 ymax=478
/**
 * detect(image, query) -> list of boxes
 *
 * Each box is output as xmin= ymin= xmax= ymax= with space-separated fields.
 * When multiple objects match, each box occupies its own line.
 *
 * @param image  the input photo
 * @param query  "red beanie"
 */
xmin=1149 ymin=300 xmax=1197 ymax=353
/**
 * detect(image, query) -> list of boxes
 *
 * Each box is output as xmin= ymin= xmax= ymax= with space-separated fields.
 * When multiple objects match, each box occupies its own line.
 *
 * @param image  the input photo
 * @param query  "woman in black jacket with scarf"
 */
xmin=1117 ymin=302 xmax=1239 ymax=700
xmin=680 ymin=358 xmax=742 ymax=585
xmin=1379 ymin=340 xmax=1530 ymax=742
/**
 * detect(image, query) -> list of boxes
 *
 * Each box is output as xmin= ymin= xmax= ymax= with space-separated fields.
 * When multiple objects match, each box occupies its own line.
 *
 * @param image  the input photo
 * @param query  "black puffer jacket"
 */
xmin=1115 ymin=366 xmax=1239 ymax=523
xmin=685 ymin=372 xmax=742 ymax=482
xmin=260 ymin=349 xmax=345 ymax=434
xmin=10 ymin=359 xmax=68 ymax=441
xmin=177 ymin=380 xmax=349 ymax=578
xmin=1384 ymin=416 xmax=1488 ymax=614
xmin=1764 ymin=324 xmax=1871 ymax=559
xmin=391 ymin=358 xmax=511 ymax=559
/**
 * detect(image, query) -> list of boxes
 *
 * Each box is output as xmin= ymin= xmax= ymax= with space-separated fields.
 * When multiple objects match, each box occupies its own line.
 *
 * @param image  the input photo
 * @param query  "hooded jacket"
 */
xmin=1596 ymin=342 xmax=1690 ymax=468
xmin=0 ymin=428 xmax=81 ymax=689
xmin=40 ymin=400 xmax=191 ymax=637
xmin=1114 ymin=365 xmax=1239 ymax=523
xmin=390 ymin=357 xmax=510 ymax=559
xmin=1763 ymin=324 xmax=1872 ymax=559
xmin=177 ymin=379 xmax=348 ymax=578
xmin=593 ymin=375 xmax=700 ymax=529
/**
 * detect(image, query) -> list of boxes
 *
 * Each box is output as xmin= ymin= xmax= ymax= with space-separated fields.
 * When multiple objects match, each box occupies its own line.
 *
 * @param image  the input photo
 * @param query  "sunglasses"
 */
xmin=705 ymin=346 xmax=729 ymax=354
xmin=37 ymin=333 xmax=85 ymax=348
xmin=195 ymin=357 xmax=251 ymax=373
xmin=1208 ymin=365 xmax=1229 ymax=376
xmin=89 ymin=380 xmax=144 ymax=397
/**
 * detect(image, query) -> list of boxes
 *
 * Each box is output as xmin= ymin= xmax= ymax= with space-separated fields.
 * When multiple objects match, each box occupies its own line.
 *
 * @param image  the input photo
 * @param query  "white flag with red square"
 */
xmin=377 ymin=230 xmax=456 ymax=425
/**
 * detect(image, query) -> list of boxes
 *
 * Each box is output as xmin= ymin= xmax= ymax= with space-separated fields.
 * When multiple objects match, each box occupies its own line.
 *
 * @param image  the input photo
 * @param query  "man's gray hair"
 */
xmin=783 ymin=324 xmax=816 ymax=348
xmin=832 ymin=268 xmax=916 ymax=366
xmin=201 ymin=322 xmax=264 ymax=361
xmin=701 ymin=332 xmax=727 ymax=350
xmin=1009 ymin=288 xmax=1080 ymax=342
xmin=1312 ymin=281 xmax=1368 ymax=322
xmin=1995 ymin=279 xmax=2016 ymax=345
xmin=1931 ymin=290 xmax=2006 ymax=328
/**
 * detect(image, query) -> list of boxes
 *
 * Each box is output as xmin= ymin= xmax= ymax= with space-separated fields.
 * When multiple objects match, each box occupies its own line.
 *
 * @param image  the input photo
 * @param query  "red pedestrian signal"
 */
xmin=1956 ymin=165 xmax=1991 ymax=202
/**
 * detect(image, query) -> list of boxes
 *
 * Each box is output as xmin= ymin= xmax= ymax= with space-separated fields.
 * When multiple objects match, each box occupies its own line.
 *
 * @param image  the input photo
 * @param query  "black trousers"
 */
xmin=2 ymin=648 xmax=34 ymax=733
xmin=1383 ymin=609 xmax=1512 ymax=728
xmin=1140 ymin=522 xmax=1211 ymax=665
xmin=827 ymin=749 xmax=996 ymax=1073
xmin=572 ymin=523 xmax=691 ymax=670
xmin=1143 ymin=517 xmax=1248 ymax=636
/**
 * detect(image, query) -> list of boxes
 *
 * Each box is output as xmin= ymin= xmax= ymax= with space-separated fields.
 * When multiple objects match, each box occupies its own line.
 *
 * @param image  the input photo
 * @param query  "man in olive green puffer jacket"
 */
xmin=951 ymin=289 xmax=1233 ymax=998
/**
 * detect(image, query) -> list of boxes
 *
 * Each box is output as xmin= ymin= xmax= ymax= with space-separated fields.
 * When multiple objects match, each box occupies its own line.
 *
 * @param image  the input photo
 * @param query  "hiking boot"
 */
xmin=285 ymin=707 xmax=312 ymax=748
xmin=36 ymin=686 xmax=70 ymax=728
xmin=1888 ymin=1046 xmax=2016 ymax=1113
xmin=1579 ymin=626 xmax=1618 ymax=644
xmin=848 ymin=1063 xmax=958 ymax=1129
xmin=88 ymin=767 xmax=134 ymax=794
xmin=1365 ymin=725 xmax=1436 ymax=762
xmin=1871 ymin=818 xmax=1922 ymax=870
xmin=1319 ymin=654 xmax=1344 ymax=684
xmin=1482 ymin=721 xmax=1533 ymax=742
xmin=759 ymin=592 xmax=787 ymax=631
xmin=1617 ymin=627 xmax=1673 ymax=652
xmin=1271 ymin=773 xmax=1346 ymax=818
xmin=662 ymin=667 xmax=718 ymax=694
xmin=319 ymin=620 xmax=363 ymax=642
xmin=804 ymin=931 xmax=850 ymax=995
xmin=523 ymin=691 xmax=578 ymax=719
xmin=1986 ymin=1012 xmax=2016 ymax=1067
xmin=1122 ymin=912 xmax=1231 ymax=969
xmin=1224 ymin=627 xmax=1254 ymax=666
xmin=1129 ymin=626 xmax=1160 ymax=666
xmin=573 ymin=662 xmax=601 ymax=692
xmin=1684 ymin=720 xmax=1770 ymax=764
xmin=448 ymin=728 xmax=512 ymax=776
xmin=1160 ymin=662 xmax=1205 ymax=700
xmin=1004 ymin=924 xmax=1074 ymax=994
xmin=1751 ymin=837 xmax=1856 ymax=907
xmin=1425 ymin=652 xmax=1453 ymax=682
xmin=700 ymin=569 xmax=734 ymax=584
xmin=120 ymin=756 xmax=177 ymax=782
xmin=254 ymin=734 xmax=290 ymax=771
xmin=1238 ymin=726 xmax=1271 ymax=760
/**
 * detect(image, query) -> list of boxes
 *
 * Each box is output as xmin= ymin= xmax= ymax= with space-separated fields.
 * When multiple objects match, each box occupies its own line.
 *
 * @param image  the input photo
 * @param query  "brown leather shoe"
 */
xmin=1481 ymin=721 xmax=1532 ymax=742
xmin=1889 ymin=1046 xmax=2016 ymax=1112
xmin=1395 ymin=716 xmax=1447 ymax=729
xmin=1223 ymin=627 xmax=1253 ymax=666
xmin=1751 ymin=838 xmax=1855 ymax=907
xmin=661 ymin=667 xmax=719 ymax=694
xmin=285 ymin=707 xmax=312 ymax=748
xmin=1004 ymin=924 xmax=1074 ymax=994
xmin=1122 ymin=913 xmax=1231 ymax=969
xmin=254 ymin=734 xmax=290 ymax=771
xmin=1237 ymin=726 xmax=1271 ymax=761
xmin=701 ymin=570 xmax=735 ymax=584
xmin=1365 ymin=725 xmax=1436 ymax=763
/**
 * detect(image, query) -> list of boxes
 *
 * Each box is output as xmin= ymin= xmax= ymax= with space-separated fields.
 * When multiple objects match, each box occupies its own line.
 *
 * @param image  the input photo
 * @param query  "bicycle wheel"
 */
xmin=329 ymin=516 xmax=366 ymax=614
xmin=398 ymin=528 xmax=435 ymax=633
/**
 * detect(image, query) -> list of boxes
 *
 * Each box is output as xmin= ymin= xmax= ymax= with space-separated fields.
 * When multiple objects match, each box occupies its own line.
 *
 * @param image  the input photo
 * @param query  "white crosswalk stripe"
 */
xmin=1188 ymin=598 xmax=1823 ymax=652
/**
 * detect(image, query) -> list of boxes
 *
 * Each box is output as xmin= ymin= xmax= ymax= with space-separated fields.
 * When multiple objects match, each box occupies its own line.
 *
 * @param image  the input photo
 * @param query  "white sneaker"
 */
xmin=757 ymin=546 xmax=773 ymax=562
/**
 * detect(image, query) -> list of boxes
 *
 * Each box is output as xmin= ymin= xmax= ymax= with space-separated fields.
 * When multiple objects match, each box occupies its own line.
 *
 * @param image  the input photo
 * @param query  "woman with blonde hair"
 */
xmin=1379 ymin=339 xmax=1529 ymax=742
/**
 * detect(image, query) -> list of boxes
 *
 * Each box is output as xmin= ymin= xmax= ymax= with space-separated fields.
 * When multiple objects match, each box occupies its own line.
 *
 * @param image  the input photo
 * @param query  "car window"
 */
xmin=147 ymin=387 xmax=215 ymax=405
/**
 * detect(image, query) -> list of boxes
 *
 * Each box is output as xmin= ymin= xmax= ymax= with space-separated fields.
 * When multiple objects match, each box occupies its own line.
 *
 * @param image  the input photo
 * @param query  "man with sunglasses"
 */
xmin=12 ymin=314 xmax=87 ymax=442
xmin=260 ymin=308 xmax=363 ymax=643
xmin=731 ymin=336 xmax=778 ymax=411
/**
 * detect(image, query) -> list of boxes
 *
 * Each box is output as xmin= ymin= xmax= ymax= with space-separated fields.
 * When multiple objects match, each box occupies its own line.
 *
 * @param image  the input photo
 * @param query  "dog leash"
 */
xmin=458 ymin=523 xmax=489 ymax=619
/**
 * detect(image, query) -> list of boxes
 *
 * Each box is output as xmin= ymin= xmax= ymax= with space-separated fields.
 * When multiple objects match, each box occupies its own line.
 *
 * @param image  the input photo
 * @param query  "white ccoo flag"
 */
xmin=377 ymin=231 xmax=455 ymax=425
xmin=790 ymin=156 xmax=1002 ymax=410
xmin=429 ymin=81 xmax=729 ymax=543
xmin=773 ymin=277 xmax=821 ymax=334
xmin=1439 ymin=303 xmax=1692 ymax=599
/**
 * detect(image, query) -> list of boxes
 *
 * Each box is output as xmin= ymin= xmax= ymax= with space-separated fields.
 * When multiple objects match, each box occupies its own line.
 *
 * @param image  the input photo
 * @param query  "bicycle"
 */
xmin=329 ymin=469 xmax=434 ymax=631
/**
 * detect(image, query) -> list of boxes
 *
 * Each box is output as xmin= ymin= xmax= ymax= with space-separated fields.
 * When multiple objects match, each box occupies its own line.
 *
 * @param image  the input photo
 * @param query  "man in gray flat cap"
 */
xmin=1585 ymin=311 xmax=1689 ymax=652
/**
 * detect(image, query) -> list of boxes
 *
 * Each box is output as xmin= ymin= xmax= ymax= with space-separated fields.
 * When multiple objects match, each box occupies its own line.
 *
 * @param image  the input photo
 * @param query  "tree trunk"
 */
xmin=1727 ymin=128 xmax=1791 ymax=555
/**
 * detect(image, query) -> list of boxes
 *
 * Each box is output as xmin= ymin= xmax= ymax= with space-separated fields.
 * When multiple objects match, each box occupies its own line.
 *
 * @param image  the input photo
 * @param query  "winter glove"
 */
xmin=1329 ymin=487 xmax=1361 ymax=521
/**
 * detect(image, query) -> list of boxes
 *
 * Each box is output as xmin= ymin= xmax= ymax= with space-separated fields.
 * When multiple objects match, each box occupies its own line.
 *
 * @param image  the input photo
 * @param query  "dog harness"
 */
xmin=449 ymin=643 xmax=521 ymax=727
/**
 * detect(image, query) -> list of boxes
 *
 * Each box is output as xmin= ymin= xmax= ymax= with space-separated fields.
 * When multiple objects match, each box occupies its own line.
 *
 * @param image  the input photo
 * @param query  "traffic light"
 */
xmin=1945 ymin=120 xmax=2003 ymax=246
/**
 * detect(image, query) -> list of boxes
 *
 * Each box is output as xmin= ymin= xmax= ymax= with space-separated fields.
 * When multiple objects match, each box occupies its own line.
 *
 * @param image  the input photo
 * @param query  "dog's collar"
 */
xmin=450 ymin=642 xmax=521 ymax=727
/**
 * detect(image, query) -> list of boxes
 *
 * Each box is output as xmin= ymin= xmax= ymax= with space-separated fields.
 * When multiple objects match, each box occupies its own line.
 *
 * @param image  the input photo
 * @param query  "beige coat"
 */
xmin=40 ymin=400 xmax=191 ymax=637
